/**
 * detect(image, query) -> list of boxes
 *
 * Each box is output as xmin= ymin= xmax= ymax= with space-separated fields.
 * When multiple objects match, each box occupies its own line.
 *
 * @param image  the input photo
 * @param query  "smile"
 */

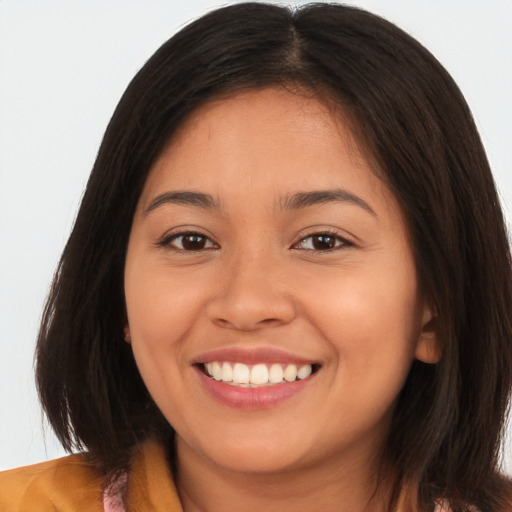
xmin=193 ymin=348 xmax=321 ymax=408
xmin=203 ymin=362 xmax=314 ymax=387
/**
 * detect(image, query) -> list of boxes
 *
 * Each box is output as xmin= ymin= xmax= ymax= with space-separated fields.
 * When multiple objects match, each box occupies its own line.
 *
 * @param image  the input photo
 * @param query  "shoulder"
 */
xmin=0 ymin=453 xmax=104 ymax=512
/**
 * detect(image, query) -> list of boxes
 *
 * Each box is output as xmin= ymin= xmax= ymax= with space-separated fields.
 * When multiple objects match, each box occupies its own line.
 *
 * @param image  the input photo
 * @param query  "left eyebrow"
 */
xmin=280 ymin=189 xmax=376 ymax=216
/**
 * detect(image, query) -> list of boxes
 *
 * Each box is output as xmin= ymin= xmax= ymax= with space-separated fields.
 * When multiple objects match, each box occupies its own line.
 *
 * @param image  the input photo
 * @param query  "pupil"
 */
xmin=313 ymin=235 xmax=335 ymax=250
xmin=183 ymin=235 xmax=205 ymax=250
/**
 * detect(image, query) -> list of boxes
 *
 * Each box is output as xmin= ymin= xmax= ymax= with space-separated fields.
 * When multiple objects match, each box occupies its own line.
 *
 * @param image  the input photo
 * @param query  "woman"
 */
xmin=1 ymin=3 xmax=511 ymax=511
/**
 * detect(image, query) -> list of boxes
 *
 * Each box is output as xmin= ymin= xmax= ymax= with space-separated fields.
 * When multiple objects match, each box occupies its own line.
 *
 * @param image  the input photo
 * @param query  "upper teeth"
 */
xmin=204 ymin=362 xmax=313 ymax=387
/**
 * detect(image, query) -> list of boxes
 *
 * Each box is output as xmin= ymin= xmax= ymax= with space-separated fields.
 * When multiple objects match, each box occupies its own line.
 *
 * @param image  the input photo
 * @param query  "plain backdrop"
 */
xmin=1 ymin=0 xmax=511 ymax=473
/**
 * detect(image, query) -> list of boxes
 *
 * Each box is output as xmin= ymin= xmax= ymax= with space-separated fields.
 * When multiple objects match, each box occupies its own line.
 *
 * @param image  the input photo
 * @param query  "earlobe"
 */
xmin=124 ymin=326 xmax=131 ymax=344
xmin=414 ymin=305 xmax=442 ymax=364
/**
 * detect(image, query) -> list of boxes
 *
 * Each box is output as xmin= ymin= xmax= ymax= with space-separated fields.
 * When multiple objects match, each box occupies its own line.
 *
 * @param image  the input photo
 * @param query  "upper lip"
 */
xmin=192 ymin=347 xmax=320 ymax=366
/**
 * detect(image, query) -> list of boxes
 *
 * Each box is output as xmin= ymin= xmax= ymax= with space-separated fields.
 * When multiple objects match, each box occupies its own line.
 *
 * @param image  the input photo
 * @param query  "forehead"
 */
xmin=139 ymin=87 xmax=394 ymax=216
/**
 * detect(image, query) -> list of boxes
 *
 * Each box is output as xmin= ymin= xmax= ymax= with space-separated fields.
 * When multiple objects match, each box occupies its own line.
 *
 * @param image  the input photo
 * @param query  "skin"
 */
xmin=124 ymin=87 xmax=440 ymax=512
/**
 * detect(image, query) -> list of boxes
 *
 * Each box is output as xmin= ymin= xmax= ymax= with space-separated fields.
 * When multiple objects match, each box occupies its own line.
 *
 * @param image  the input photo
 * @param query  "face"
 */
xmin=124 ymin=87 xmax=438 ymax=476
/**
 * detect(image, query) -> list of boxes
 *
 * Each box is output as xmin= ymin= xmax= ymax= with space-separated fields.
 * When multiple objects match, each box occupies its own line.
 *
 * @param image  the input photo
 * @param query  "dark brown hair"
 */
xmin=36 ymin=3 xmax=512 ymax=510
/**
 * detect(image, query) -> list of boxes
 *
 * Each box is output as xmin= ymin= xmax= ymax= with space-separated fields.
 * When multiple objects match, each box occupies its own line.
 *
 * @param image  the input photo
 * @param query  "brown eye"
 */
xmin=295 ymin=233 xmax=349 ymax=251
xmin=312 ymin=235 xmax=336 ymax=250
xmin=181 ymin=234 xmax=207 ymax=250
xmin=164 ymin=232 xmax=217 ymax=251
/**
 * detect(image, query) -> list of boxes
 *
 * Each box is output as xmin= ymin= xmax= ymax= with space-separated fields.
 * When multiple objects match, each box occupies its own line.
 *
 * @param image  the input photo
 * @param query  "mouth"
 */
xmin=192 ymin=348 xmax=321 ymax=408
xmin=198 ymin=361 xmax=320 ymax=387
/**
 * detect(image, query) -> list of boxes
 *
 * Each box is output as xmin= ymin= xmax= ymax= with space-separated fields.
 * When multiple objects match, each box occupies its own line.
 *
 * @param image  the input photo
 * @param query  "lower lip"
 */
xmin=195 ymin=367 xmax=317 ymax=409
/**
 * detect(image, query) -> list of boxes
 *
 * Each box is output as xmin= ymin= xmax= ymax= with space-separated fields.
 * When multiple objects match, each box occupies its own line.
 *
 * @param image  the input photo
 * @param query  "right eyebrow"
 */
xmin=280 ymin=188 xmax=376 ymax=217
xmin=143 ymin=191 xmax=220 ymax=216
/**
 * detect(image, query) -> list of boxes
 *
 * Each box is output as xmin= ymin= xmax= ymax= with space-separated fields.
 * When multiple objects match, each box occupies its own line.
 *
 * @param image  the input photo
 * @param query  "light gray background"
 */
xmin=1 ymin=0 xmax=511 ymax=473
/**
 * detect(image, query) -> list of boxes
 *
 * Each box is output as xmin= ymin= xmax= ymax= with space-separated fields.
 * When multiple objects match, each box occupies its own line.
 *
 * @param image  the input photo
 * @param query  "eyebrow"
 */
xmin=143 ymin=188 xmax=376 ymax=217
xmin=281 ymin=189 xmax=376 ymax=216
xmin=143 ymin=191 xmax=220 ymax=216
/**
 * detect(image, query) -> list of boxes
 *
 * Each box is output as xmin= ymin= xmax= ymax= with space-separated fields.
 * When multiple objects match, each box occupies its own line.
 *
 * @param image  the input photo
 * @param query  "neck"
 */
xmin=175 ymin=437 xmax=395 ymax=512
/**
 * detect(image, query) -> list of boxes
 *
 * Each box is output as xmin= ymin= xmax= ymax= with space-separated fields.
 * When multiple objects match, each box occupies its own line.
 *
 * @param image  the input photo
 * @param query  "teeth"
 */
xmin=212 ymin=362 xmax=222 ymax=381
xmin=250 ymin=364 xmax=268 ymax=385
xmin=297 ymin=364 xmax=312 ymax=379
xmin=233 ymin=363 xmax=250 ymax=384
xmin=283 ymin=364 xmax=297 ymax=382
xmin=269 ymin=363 xmax=284 ymax=383
xmin=203 ymin=361 xmax=314 ymax=386
xmin=221 ymin=362 xmax=233 ymax=382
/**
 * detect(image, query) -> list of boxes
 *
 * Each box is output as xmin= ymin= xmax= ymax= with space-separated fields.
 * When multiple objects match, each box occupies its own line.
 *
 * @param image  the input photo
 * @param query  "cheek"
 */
xmin=123 ymin=262 xmax=209 ymax=408
xmin=313 ymin=278 xmax=421 ymax=423
xmin=125 ymin=263 xmax=204 ymax=343
xmin=300 ymin=262 xmax=422 ymax=378
xmin=124 ymin=266 xmax=203 ymax=423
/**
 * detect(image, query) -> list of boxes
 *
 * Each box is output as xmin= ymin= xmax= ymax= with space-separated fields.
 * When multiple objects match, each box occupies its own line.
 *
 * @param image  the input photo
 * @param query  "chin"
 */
xmin=179 ymin=431 xmax=313 ymax=475
xmin=210 ymin=449 xmax=305 ymax=475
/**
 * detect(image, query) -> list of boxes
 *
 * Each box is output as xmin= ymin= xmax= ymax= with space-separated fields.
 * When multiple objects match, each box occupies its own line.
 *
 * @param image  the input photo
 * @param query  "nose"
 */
xmin=205 ymin=252 xmax=296 ymax=332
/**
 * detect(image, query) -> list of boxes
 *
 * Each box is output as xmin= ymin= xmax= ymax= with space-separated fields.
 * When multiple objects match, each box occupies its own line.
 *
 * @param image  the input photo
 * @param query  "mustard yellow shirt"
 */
xmin=0 ymin=440 xmax=182 ymax=511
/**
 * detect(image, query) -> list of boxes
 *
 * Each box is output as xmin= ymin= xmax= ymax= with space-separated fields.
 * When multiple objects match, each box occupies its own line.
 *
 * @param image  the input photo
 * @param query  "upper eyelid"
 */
xmin=158 ymin=226 xmax=215 ymax=241
xmin=292 ymin=227 xmax=355 ymax=245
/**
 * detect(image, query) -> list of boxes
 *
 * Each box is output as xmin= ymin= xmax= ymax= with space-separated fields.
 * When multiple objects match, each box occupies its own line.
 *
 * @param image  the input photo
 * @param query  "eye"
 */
xmin=159 ymin=232 xmax=218 ymax=251
xmin=294 ymin=232 xmax=351 ymax=251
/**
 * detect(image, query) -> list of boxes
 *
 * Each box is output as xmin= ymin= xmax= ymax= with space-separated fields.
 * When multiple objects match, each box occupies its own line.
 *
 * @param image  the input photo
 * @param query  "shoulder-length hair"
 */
xmin=36 ymin=3 xmax=512 ymax=510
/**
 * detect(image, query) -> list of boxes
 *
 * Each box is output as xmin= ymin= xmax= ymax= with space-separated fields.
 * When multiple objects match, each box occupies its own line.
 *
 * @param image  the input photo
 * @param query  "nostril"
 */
xmin=260 ymin=318 xmax=280 ymax=324
xmin=210 ymin=315 xmax=290 ymax=331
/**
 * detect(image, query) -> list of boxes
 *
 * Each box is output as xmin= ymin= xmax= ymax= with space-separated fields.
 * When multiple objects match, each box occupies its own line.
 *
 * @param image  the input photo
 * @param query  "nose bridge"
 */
xmin=206 ymin=245 xmax=296 ymax=330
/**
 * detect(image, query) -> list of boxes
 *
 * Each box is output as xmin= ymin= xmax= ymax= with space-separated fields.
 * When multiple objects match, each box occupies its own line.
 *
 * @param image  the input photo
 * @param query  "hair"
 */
xmin=36 ymin=3 xmax=512 ymax=510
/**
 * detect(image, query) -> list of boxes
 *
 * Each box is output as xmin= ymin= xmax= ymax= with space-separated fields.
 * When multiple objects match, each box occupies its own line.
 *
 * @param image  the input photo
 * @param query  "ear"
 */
xmin=414 ymin=303 xmax=442 ymax=364
xmin=123 ymin=325 xmax=131 ymax=344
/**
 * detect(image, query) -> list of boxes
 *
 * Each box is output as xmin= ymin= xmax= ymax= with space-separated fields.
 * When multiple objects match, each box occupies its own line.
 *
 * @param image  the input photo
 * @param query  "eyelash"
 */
xmin=157 ymin=230 xmax=353 ymax=253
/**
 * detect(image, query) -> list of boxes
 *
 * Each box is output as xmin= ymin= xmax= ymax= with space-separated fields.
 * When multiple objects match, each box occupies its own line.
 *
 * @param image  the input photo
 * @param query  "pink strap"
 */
xmin=103 ymin=472 xmax=128 ymax=512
